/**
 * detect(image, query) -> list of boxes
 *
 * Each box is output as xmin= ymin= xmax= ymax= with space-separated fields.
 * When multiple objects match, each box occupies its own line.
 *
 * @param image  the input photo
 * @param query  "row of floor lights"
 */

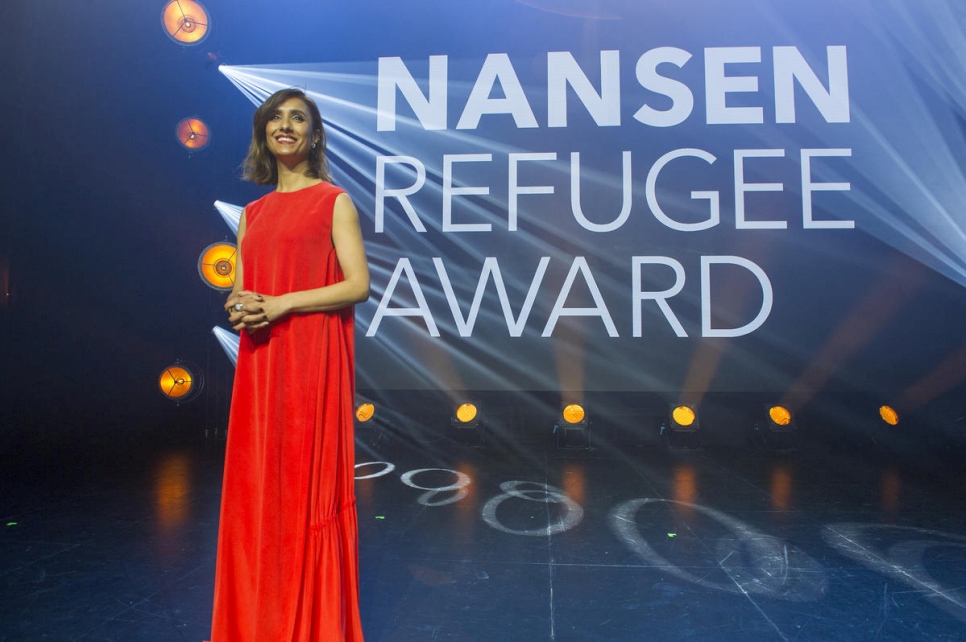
xmin=349 ymin=401 xmax=906 ymax=448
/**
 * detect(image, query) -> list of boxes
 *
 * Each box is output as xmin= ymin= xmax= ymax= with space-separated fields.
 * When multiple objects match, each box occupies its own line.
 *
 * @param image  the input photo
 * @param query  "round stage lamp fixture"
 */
xmin=158 ymin=362 xmax=204 ymax=404
xmin=355 ymin=403 xmax=376 ymax=423
xmin=672 ymin=405 xmax=697 ymax=428
xmin=451 ymin=402 xmax=483 ymax=445
xmin=556 ymin=403 xmax=590 ymax=449
xmin=198 ymin=242 xmax=236 ymax=291
xmin=161 ymin=0 xmax=210 ymax=45
xmin=562 ymin=404 xmax=585 ymax=425
xmin=455 ymin=403 xmax=478 ymax=424
xmin=176 ymin=117 xmax=210 ymax=151
xmin=768 ymin=405 xmax=793 ymax=428
xmin=879 ymin=405 xmax=900 ymax=426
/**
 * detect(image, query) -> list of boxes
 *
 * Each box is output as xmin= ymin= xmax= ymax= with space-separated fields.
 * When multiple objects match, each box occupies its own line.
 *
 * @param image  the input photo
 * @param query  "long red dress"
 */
xmin=210 ymin=182 xmax=364 ymax=641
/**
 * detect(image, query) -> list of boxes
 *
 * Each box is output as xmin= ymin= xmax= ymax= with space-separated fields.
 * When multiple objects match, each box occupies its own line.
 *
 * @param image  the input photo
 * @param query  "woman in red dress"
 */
xmin=209 ymin=88 xmax=369 ymax=641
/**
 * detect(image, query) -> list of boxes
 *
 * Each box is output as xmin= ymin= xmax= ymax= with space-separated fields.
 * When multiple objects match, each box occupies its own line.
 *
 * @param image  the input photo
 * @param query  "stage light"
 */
xmin=158 ymin=362 xmax=204 ymax=404
xmin=451 ymin=402 xmax=484 ymax=445
xmin=555 ymin=403 xmax=590 ymax=448
xmin=879 ymin=405 xmax=900 ymax=426
xmin=562 ymin=404 xmax=585 ymax=425
xmin=356 ymin=402 xmax=376 ymax=423
xmin=661 ymin=404 xmax=700 ymax=449
xmin=197 ymin=242 xmax=236 ymax=291
xmin=176 ymin=117 xmax=210 ymax=151
xmin=670 ymin=405 xmax=699 ymax=431
xmin=161 ymin=0 xmax=210 ymax=45
xmin=766 ymin=405 xmax=797 ymax=432
xmin=453 ymin=403 xmax=479 ymax=426
xmin=355 ymin=398 xmax=389 ymax=447
xmin=752 ymin=404 xmax=798 ymax=449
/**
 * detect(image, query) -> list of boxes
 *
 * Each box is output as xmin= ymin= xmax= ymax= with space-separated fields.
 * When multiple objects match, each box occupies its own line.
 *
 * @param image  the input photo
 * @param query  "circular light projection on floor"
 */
xmin=161 ymin=0 xmax=210 ymax=45
xmin=158 ymin=362 xmax=204 ymax=404
xmin=198 ymin=242 xmax=236 ymax=291
xmin=176 ymin=117 xmax=210 ymax=151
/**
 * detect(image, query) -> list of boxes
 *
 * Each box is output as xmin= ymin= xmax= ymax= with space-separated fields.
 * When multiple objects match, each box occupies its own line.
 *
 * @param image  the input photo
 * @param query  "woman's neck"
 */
xmin=274 ymin=157 xmax=322 ymax=192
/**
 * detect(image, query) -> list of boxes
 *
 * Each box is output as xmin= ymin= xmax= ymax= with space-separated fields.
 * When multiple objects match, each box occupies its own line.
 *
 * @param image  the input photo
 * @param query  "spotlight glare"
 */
xmin=455 ymin=403 xmax=478 ymax=424
xmin=161 ymin=0 xmax=211 ymax=45
xmin=355 ymin=403 xmax=375 ymax=423
xmin=562 ymin=404 xmax=585 ymax=424
xmin=672 ymin=405 xmax=696 ymax=427
xmin=880 ymin=405 xmax=900 ymax=426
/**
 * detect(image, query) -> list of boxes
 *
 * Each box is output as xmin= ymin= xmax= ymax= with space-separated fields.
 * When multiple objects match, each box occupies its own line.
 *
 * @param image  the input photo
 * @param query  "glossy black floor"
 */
xmin=3 ymin=414 xmax=966 ymax=641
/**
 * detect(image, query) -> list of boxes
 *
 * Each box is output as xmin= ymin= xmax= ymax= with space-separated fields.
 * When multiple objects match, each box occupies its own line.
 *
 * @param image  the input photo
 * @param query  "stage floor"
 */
xmin=2 ymin=429 xmax=966 ymax=641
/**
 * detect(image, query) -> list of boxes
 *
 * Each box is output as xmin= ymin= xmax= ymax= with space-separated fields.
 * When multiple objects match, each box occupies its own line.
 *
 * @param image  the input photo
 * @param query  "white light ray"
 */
xmin=214 ymin=200 xmax=242 ymax=235
xmin=752 ymin=0 xmax=966 ymax=287
xmin=212 ymin=326 xmax=239 ymax=366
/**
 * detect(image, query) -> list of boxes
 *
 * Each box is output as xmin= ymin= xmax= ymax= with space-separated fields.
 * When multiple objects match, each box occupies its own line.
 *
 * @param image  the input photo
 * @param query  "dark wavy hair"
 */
xmin=242 ymin=88 xmax=331 ymax=185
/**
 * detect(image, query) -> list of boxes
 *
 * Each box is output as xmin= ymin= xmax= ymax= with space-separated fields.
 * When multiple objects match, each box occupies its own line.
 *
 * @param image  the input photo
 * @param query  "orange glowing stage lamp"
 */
xmin=766 ymin=405 xmax=797 ymax=432
xmin=662 ymin=404 xmax=701 ymax=449
xmin=161 ymin=0 xmax=210 ymax=45
xmin=176 ymin=117 xmax=210 ymax=151
xmin=879 ymin=405 xmax=900 ymax=426
xmin=158 ymin=362 xmax=204 ymax=404
xmin=562 ymin=404 xmax=586 ymax=425
xmin=454 ymin=403 xmax=479 ymax=426
xmin=355 ymin=402 xmax=376 ymax=423
xmin=671 ymin=405 xmax=698 ymax=430
xmin=355 ymin=398 xmax=389 ymax=447
xmin=555 ymin=403 xmax=590 ymax=449
xmin=197 ymin=242 xmax=236 ymax=291
xmin=450 ymin=401 xmax=484 ymax=445
xmin=752 ymin=404 xmax=799 ymax=449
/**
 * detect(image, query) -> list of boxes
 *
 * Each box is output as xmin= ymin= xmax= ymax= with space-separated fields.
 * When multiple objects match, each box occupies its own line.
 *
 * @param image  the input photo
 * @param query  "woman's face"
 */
xmin=264 ymin=97 xmax=318 ymax=161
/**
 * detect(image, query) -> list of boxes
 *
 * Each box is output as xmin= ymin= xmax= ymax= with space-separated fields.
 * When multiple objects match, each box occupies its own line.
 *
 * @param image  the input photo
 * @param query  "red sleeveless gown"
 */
xmin=210 ymin=182 xmax=364 ymax=641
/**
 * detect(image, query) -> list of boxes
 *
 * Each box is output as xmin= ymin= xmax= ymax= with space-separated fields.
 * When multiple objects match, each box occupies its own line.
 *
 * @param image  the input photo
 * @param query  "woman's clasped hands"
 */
xmin=226 ymin=290 xmax=289 ymax=332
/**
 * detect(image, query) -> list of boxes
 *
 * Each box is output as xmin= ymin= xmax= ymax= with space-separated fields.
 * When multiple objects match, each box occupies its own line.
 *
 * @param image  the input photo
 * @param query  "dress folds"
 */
xmin=210 ymin=182 xmax=364 ymax=642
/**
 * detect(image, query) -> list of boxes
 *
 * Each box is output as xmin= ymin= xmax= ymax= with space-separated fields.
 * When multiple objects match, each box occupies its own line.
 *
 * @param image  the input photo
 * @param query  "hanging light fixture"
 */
xmin=158 ymin=362 xmax=204 ymax=404
xmin=198 ymin=242 xmax=236 ymax=291
xmin=176 ymin=117 xmax=210 ymax=151
xmin=161 ymin=0 xmax=211 ymax=45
